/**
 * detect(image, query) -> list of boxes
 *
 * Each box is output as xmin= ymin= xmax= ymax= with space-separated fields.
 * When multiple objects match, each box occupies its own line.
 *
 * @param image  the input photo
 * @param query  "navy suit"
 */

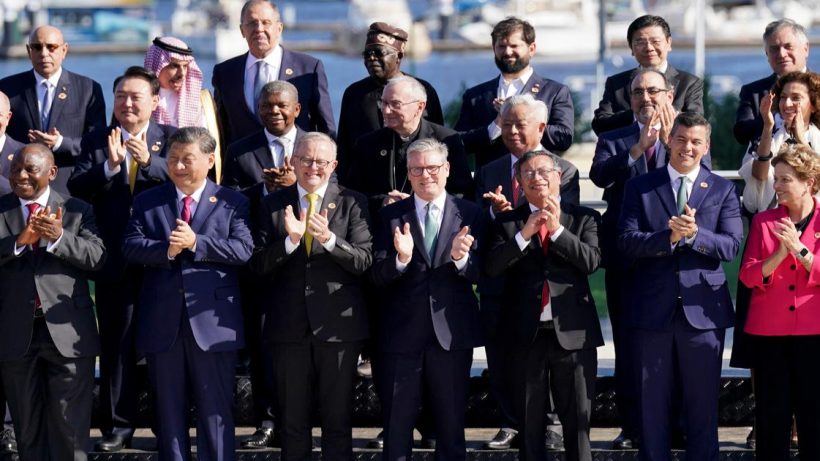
xmin=212 ymin=49 xmax=335 ymax=147
xmin=592 ymin=65 xmax=703 ymax=136
xmin=617 ymin=167 xmax=742 ymax=461
xmin=0 ymin=135 xmax=24 ymax=196
xmin=0 ymin=69 xmax=106 ymax=195
xmin=372 ymin=194 xmax=485 ymax=461
xmin=123 ymin=180 xmax=253 ymax=461
xmin=455 ymin=72 xmax=574 ymax=169
xmin=733 ymin=73 xmax=777 ymax=145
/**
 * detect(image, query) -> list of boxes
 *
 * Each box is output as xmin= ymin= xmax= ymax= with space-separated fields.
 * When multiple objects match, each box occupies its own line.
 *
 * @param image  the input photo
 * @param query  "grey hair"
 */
xmin=259 ymin=80 xmax=298 ymax=101
xmin=764 ymin=18 xmax=808 ymax=45
xmin=168 ymin=127 xmax=216 ymax=155
xmin=384 ymin=76 xmax=428 ymax=102
xmin=294 ymin=131 xmax=337 ymax=159
xmin=499 ymin=94 xmax=548 ymax=123
xmin=406 ymin=138 xmax=448 ymax=160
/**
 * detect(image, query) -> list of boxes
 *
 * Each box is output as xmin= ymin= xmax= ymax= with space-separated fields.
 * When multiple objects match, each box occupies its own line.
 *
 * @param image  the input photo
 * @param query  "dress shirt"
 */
xmin=513 ymin=202 xmax=565 ymax=321
xmin=667 ymin=163 xmax=700 ymax=248
xmin=396 ymin=192 xmax=468 ymax=271
xmin=263 ymin=125 xmax=297 ymax=168
xmin=284 ymin=182 xmax=337 ymax=254
xmin=244 ymin=45 xmax=283 ymax=113
xmin=166 ymin=180 xmax=207 ymax=259
xmin=0 ymin=134 xmax=7 ymax=153
xmin=32 ymin=68 xmax=64 ymax=150
xmin=103 ymin=123 xmax=151 ymax=179
xmin=487 ymin=66 xmax=535 ymax=140
xmin=14 ymin=186 xmax=63 ymax=255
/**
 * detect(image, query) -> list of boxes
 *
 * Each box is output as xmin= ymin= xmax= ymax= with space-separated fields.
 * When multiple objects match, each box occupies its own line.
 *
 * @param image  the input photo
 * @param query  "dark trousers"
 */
xmin=1 ymin=319 xmax=94 ymax=461
xmin=512 ymin=326 xmax=595 ymax=461
xmin=605 ymin=269 xmax=639 ymax=439
xmin=146 ymin=319 xmax=237 ymax=461
xmin=753 ymin=334 xmax=820 ymax=461
xmin=381 ymin=345 xmax=472 ymax=461
xmin=481 ymin=294 xmax=518 ymax=431
xmin=272 ymin=338 xmax=362 ymax=461
xmin=634 ymin=311 xmax=724 ymax=461
xmin=240 ymin=270 xmax=276 ymax=429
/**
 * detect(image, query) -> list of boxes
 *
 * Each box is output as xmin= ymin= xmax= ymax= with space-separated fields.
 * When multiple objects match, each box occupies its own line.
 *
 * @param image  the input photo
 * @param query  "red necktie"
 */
xmin=181 ymin=196 xmax=193 ymax=224
xmin=512 ymin=174 xmax=521 ymax=206
xmin=25 ymin=203 xmax=41 ymax=309
xmin=645 ymin=144 xmax=657 ymax=170
xmin=539 ymin=223 xmax=550 ymax=313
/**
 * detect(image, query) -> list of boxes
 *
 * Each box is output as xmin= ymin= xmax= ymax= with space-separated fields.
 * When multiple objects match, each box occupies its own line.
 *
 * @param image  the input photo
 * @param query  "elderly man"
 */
xmin=618 ymin=113 xmax=742 ymax=461
xmin=455 ymin=17 xmax=574 ymax=170
xmin=68 ymin=66 xmax=175 ymax=452
xmin=0 ymin=25 xmax=106 ymax=195
xmin=734 ymin=19 xmax=810 ymax=144
xmin=144 ymin=36 xmax=206 ymax=128
xmin=592 ymin=15 xmax=703 ymax=136
xmin=337 ymin=22 xmax=443 ymax=174
xmin=0 ymin=92 xmax=23 ymax=196
xmin=212 ymin=0 xmax=334 ymax=146
xmin=486 ymin=151 xmax=603 ymax=461
xmin=123 ymin=127 xmax=253 ymax=461
xmin=0 ymin=143 xmax=105 ymax=461
xmin=251 ymin=132 xmax=372 ymax=461
xmin=372 ymin=138 xmax=485 ymax=461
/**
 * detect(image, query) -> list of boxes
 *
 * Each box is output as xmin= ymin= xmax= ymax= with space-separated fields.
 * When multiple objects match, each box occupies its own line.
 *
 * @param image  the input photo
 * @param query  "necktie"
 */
xmin=128 ymin=156 xmax=138 ymax=194
xmin=424 ymin=203 xmax=438 ymax=258
xmin=645 ymin=144 xmax=657 ymax=170
xmin=676 ymin=176 xmax=689 ymax=215
xmin=26 ymin=203 xmax=42 ymax=309
xmin=512 ymin=173 xmax=521 ymax=207
xmin=538 ymin=222 xmax=550 ymax=313
xmin=253 ymin=60 xmax=267 ymax=116
xmin=305 ymin=193 xmax=318 ymax=256
xmin=181 ymin=195 xmax=193 ymax=224
xmin=271 ymin=138 xmax=286 ymax=167
xmin=40 ymin=81 xmax=51 ymax=130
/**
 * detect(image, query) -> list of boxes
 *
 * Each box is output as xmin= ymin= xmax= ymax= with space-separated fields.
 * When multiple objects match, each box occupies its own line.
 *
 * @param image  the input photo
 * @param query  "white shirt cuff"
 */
xmin=395 ymin=254 xmax=409 ymax=273
xmin=452 ymin=253 xmax=469 ymax=270
xmin=46 ymin=230 xmax=63 ymax=252
xmin=487 ymin=121 xmax=502 ymax=140
xmin=284 ymin=236 xmax=300 ymax=254
xmin=515 ymin=231 xmax=530 ymax=251
xmin=320 ymin=233 xmax=336 ymax=252
xmin=104 ymin=161 xmax=121 ymax=179
xmin=52 ymin=135 xmax=64 ymax=151
xmin=549 ymin=225 xmax=564 ymax=241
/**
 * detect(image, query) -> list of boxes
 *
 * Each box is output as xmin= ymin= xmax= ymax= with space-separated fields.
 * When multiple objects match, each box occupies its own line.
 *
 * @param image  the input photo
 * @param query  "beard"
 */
xmin=494 ymin=54 xmax=530 ymax=74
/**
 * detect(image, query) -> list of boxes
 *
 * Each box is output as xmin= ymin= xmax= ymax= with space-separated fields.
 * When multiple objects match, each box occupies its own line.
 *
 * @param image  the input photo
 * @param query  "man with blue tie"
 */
xmin=617 ymin=112 xmax=742 ymax=461
xmin=372 ymin=138 xmax=485 ymax=461
xmin=122 ymin=127 xmax=254 ymax=461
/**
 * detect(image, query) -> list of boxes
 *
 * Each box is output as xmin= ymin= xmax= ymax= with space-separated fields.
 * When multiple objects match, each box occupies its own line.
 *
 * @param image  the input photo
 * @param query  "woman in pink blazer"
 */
xmin=739 ymin=144 xmax=820 ymax=461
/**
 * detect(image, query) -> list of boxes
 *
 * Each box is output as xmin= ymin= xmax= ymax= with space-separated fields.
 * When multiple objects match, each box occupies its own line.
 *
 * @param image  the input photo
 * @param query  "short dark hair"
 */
xmin=627 ymin=15 xmax=671 ymax=45
xmin=630 ymin=68 xmax=673 ymax=90
xmin=513 ymin=150 xmax=560 ymax=180
xmin=113 ymin=66 xmax=160 ymax=96
xmin=491 ymin=17 xmax=535 ymax=46
xmin=240 ymin=0 xmax=279 ymax=23
xmin=168 ymin=127 xmax=217 ymax=155
xmin=670 ymin=112 xmax=711 ymax=139
xmin=17 ymin=142 xmax=55 ymax=166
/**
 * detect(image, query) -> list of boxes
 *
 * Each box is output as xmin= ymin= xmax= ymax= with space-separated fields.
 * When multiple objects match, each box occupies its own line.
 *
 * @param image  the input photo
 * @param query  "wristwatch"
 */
xmin=754 ymin=151 xmax=773 ymax=161
xmin=797 ymin=247 xmax=810 ymax=259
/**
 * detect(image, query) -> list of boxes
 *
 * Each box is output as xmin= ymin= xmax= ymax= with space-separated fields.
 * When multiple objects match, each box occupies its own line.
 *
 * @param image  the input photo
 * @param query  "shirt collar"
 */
xmin=19 ymin=186 xmax=51 ymax=209
xmin=414 ymin=191 xmax=447 ymax=213
xmin=175 ymin=180 xmax=208 ymax=204
xmin=245 ymin=45 xmax=283 ymax=72
xmin=264 ymin=126 xmax=298 ymax=145
xmin=121 ymin=123 xmax=150 ymax=141
xmin=667 ymin=163 xmax=700 ymax=185
xmin=33 ymin=67 xmax=62 ymax=88
xmin=297 ymin=181 xmax=330 ymax=201
xmin=499 ymin=66 xmax=534 ymax=88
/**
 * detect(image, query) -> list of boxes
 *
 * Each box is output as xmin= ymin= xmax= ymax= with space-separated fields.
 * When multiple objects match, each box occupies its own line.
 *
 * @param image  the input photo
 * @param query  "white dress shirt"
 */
xmin=32 ymin=68 xmax=64 ymax=150
xmin=14 ymin=186 xmax=63 ymax=255
xmin=395 ymin=192 xmax=468 ymax=271
xmin=514 ymin=201 xmax=565 ymax=321
xmin=284 ymin=182 xmax=337 ymax=254
xmin=487 ymin=66 xmax=535 ymax=140
xmin=264 ymin=125 xmax=297 ymax=168
xmin=103 ymin=123 xmax=151 ymax=179
xmin=244 ymin=45 xmax=284 ymax=113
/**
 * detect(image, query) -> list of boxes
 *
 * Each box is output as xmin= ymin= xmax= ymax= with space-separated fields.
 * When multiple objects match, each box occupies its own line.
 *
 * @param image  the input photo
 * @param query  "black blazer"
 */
xmin=371 ymin=194 xmax=485 ymax=353
xmin=591 ymin=65 xmax=704 ymax=136
xmin=222 ymin=127 xmax=306 ymax=193
xmin=0 ymin=135 xmax=24 ymax=196
xmin=733 ymin=73 xmax=778 ymax=145
xmin=212 ymin=49 xmax=336 ymax=147
xmin=476 ymin=151 xmax=580 ymax=208
xmin=0 ymin=69 xmax=106 ymax=194
xmin=250 ymin=183 xmax=372 ymax=343
xmin=485 ymin=202 xmax=604 ymax=351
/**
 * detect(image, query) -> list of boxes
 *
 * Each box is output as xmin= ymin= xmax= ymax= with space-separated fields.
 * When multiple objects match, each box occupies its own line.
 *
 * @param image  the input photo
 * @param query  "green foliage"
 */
xmin=703 ymin=76 xmax=746 ymax=170
xmin=572 ymin=90 xmax=593 ymax=142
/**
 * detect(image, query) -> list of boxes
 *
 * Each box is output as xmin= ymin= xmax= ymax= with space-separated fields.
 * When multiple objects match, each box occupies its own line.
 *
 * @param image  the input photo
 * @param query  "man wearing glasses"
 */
xmin=212 ymin=0 xmax=334 ymax=147
xmin=337 ymin=22 xmax=444 ymax=179
xmin=592 ymin=15 xmax=703 ymax=136
xmin=0 ymin=25 xmax=106 ymax=196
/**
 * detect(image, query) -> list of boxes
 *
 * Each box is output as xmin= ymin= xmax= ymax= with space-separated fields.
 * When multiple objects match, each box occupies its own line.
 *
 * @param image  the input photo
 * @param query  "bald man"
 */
xmin=0 ymin=92 xmax=23 ymax=196
xmin=0 ymin=26 xmax=106 ymax=196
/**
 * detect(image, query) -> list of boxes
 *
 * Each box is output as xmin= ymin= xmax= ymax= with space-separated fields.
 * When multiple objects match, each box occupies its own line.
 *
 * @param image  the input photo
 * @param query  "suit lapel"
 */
xmin=23 ymin=72 xmax=41 ymax=131
xmin=521 ymin=73 xmax=544 ymax=96
xmin=189 ymin=180 xmax=219 ymax=233
xmin=146 ymin=122 xmax=168 ymax=158
xmin=433 ymin=195 xmax=460 ymax=266
xmin=47 ymin=72 xmax=70 ymax=130
xmin=252 ymin=143 xmax=274 ymax=171
xmin=0 ymin=193 xmax=24 ymax=238
xmin=235 ymin=53 xmax=256 ymax=118
xmin=402 ymin=197 xmax=430 ymax=266
xmin=686 ymin=168 xmax=712 ymax=213
xmin=162 ymin=183 xmax=180 ymax=233
xmin=652 ymin=170 xmax=678 ymax=218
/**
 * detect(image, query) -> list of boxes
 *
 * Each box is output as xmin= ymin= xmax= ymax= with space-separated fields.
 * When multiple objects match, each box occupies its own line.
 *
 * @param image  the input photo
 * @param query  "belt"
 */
xmin=33 ymin=307 xmax=44 ymax=319
xmin=538 ymin=320 xmax=555 ymax=330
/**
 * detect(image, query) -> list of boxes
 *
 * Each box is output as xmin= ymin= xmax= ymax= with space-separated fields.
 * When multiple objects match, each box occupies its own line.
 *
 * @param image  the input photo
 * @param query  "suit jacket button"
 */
xmin=791 ymin=264 xmax=797 ymax=270
xmin=178 ymin=289 xmax=184 ymax=294
xmin=536 ymin=294 xmax=541 ymax=300
xmin=306 ymin=263 xmax=311 ymax=269
xmin=789 ymin=305 xmax=796 ymax=311
xmin=305 ymin=285 xmax=311 ymax=291
xmin=789 ymin=285 xmax=795 ymax=291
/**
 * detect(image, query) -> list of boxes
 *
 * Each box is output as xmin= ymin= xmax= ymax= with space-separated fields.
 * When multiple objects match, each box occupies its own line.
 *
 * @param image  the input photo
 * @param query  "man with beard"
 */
xmin=455 ymin=17 xmax=574 ymax=170
xmin=336 ymin=22 xmax=443 ymax=179
xmin=592 ymin=15 xmax=703 ymax=136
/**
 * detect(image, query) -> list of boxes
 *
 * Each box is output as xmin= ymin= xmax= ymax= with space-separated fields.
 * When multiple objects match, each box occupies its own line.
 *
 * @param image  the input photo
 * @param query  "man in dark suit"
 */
xmin=346 ymin=76 xmax=474 ymax=217
xmin=372 ymin=138 xmax=485 ymax=461
xmin=337 ymin=22 xmax=443 ymax=176
xmin=617 ymin=113 xmax=743 ymax=461
xmin=734 ymin=19 xmax=809 ymax=144
xmin=0 ymin=143 xmax=105 ymax=461
xmin=122 ymin=127 xmax=253 ymax=461
xmin=251 ymin=132 xmax=371 ymax=460
xmin=455 ymin=17 xmax=574 ymax=169
xmin=212 ymin=0 xmax=334 ymax=147
xmin=485 ymin=150 xmax=603 ymax=461
xmin=67 ymin=66 xmax=175 ymax=452
xmin=592 ymin=15 xmax=703 ymax=136
xmin=0 ymin=26 xmax=106 ymax=195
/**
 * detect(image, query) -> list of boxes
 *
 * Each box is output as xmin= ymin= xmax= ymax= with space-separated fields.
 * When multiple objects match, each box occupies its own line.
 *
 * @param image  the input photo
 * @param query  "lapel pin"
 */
xmin=6 ymin=154 xmax=12 ymax=161
xmin=151 ymin=145 xmax=160 ymax=152
xmin=57 ymin=92 xmax=67 ymax=100
xmin=699 ymin=182 xmax=708 ymax=188
xmin=531 ymin=84 xmax=540 ymax=93
xmin=285 ymin=68 xmax=293 ymax=76
xmin=815 ymin=232 xmax=820 ymax=239
xmin=209 ymin=196 xmax=217 ymax=203
xmin=327 ymin=202 xmax=336 ymax=209
xmin=379 ymin=149 xmax=387 ymax=157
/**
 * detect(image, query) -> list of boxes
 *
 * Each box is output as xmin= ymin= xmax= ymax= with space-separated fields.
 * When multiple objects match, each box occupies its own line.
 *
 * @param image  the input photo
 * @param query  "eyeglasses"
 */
xmin=377 ymin=99 xmax=420 ymax=111
xmin=362 ymin=48 xmax=397 ymax=59
xmin=630 ymin=87 xmax=669 ymax=98
xmin=631 ymin=38 xmax=666 ymax=49
xmin=408 ymin=164 xmax=445 ymax=177
xmin=241 ymin=19 xmax=278 ymax=29
xmin=27 ymin=43 xmax=63 ymax=53
xmin=296 ymin=157 xmax=332 ymax=168
xmin=519 ymin=167 xmax=557 ymax=180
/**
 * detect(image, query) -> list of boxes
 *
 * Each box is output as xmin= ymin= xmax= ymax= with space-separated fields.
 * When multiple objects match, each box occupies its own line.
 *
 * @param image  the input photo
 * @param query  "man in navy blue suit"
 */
xmin=212 ymin=0 xmax=335 ymax=147
xmin=372 ymin=138 xmax=485 ymax=461
xmin=0 ymin=25 xmax=106 ymax=195
xmin=617 ymin=113 xmax=742 ymax=461
xmin=455 ymin=17 xmax=574 ymax=170
xmin=122 ymin=127 xmax=253 ymax=461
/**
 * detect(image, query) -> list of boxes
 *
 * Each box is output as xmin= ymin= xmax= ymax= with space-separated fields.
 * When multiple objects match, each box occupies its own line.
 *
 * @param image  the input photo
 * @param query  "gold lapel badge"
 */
xmin=6 ymin=154 xmax=12 ymax=161
xmin=209 ymin=196 xmax=217 ymax=203
xmin=815 ymin=232 xmax=820 ymax=239
xmin=151 ymin=145 xmax=160 ymax=152
xmin=531 ymin=84 xmax=540 ymax=93
xmin=285 ymin=68 xmax=294 ymax=76
xmin=57 ymin=92 xmax=67 ymax=100
xmin=699 ymin=182 xmax=708 ymax=188
xmin=327 ymin=202 xmax=336 ymax=209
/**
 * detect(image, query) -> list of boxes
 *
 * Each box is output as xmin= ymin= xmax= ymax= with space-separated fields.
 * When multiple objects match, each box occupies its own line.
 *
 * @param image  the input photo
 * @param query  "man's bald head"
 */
xmin=27 ymin=26 xmax=68 ymax=79
xmin=0 ymin=91 xmax=12 ymax=137
xmin=17 ymin=143 xmax=54 ymax=166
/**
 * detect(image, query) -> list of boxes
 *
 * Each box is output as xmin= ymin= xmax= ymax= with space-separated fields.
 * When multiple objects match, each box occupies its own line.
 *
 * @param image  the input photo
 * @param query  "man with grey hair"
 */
xmin=734 ymin=18 xmax=810 ymax=144
xmin=372 ymin=137 xmax=485 ymax=461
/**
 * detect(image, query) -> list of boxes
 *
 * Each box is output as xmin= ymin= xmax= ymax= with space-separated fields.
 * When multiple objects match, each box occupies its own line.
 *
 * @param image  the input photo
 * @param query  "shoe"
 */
xmin=0 ymin=429 xmax=16 ymax=453
xmin=745 ymin=427 xmax=755 ymax=450
xmin=670 ymin=431 xmax=686 ymax=450
xmin=483 ymin=429 xmax=517 ymax=449
xmin=357 ymin=359 xmax=373 ymax=378
xmin=241 ymin=428 xmax=275 ymax=449
xmin=95 ymin=433 xmax=131 ymax=452
xmin=612 ymin=430 xmax=635 ymax=450
xmin=420 ymin=436 xmax=436 ymax=449
xmin=367 ymin=431 xmax=384 ymax=449
xmin=545 ymin=429 xmax=564 ymax=451
xmin=791 ymin=436 xmax=799 ymax=450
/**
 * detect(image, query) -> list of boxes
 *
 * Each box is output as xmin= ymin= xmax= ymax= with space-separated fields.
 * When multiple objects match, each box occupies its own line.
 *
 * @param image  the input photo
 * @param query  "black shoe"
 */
xmin=0 ymin=429 xmax=16 ymax=453
xmin=545 ymin=429 xmax=564 ymax=450
xmin=745 ymin=427 xmax=755 ymax=450
xmin=612 ymin=431 xmax=635 ymax=450
xmin=670 ymin=431 xmax=686 ymax=450
xmin=483 ymin=429 xmax=517 ymax=450
xmin=367 ymin=431 xmax=384 ymax=449
xmin=95 ymin=433 xmax=131 ymax=452
xmin=241 ymin=428 xmax=275 ymax=449
xmin=420 ymin=436 xmax=436 ymax=449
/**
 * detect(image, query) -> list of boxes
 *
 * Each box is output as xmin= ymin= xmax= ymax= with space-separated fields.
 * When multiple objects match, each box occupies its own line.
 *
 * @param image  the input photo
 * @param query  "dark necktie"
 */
xmin=181 ymin=195 xmax=193 ymax=224
xmin=645 ymin=144 xmax=657 ymax=170
xmin=26 ymin=203 xmax=41 ymax=309
xmin=40 ymin=81 xmax=51 ymax=130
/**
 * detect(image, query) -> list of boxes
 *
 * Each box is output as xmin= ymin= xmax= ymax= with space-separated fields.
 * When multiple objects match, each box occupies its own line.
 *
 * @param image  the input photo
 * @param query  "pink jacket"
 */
xmin=739 ymin=199 xmax=820 ymax=336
